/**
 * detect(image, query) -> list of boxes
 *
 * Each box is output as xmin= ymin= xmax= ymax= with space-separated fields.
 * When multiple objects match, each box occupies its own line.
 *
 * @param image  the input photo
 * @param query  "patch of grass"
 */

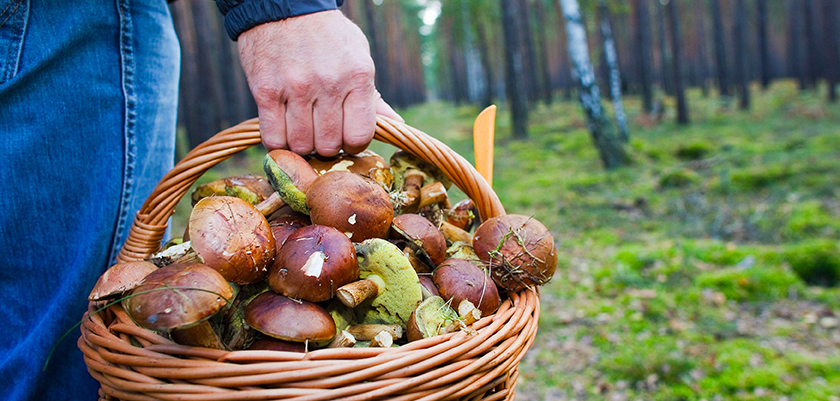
xmin=783 ymin=239 xmax=840 ymax=287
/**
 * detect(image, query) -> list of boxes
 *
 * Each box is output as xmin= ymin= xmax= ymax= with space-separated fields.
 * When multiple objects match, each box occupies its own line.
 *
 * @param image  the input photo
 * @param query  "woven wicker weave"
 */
xmin=78 ymin=116 xmax=541 ymax=401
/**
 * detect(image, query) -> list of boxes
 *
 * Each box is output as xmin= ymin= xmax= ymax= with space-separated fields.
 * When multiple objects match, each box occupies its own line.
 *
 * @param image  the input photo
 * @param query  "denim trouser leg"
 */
xmin=0 ymin=1 xmax=179 ymax=400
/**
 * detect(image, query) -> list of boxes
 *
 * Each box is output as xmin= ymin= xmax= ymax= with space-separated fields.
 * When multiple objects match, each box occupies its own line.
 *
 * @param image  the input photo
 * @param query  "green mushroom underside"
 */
xmin=263 ymin=155 xmax=309 ymax=214
xmin=354 ymin=239 xmax=422 ymax=326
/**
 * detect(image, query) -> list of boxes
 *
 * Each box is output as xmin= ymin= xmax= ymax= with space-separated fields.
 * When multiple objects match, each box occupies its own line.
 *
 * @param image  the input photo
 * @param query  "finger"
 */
xmin=342 ymin=87 xmax=376 ymax=155
xmin=258 ymin=101 xmax=287 ymax=151
xmin=312 ymin=95 xmax=343 ymax=157
xmin=375 ymin=93 xmax=403 ymax=123
xmin=285 ymin=97 xmax=315 ymax=155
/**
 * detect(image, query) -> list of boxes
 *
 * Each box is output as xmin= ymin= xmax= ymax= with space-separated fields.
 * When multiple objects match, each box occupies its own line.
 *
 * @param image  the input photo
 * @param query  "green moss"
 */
xmin=695 ymin=265 xmax=803 ymax=302
xmin=675 ymin=141 xmax=714 ymax=161
xmin=659 ymin=168 xmax=700 ymax=188
xmin=730 ymin=164 xmax=792 ymax=190
xmin=783 ymin=239 xmax=840 ymax=287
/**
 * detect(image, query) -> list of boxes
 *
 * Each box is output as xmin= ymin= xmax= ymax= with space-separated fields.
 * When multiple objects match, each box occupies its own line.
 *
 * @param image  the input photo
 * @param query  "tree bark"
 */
xmin=502 ymin=0 xmax=528 ymax=138
xmin=803 ymin=0 xmax=820 ymax=88
xmin=668 ymin=0 xmax=689 ymax=124
xmin=655 ymin=2 xmax=671 ymax=95
xmin=733 ymin=0 xmax=751 ymax=109
xmin=535 ymin=0 xmax=554 ymax=105
xmin=598 ymin=0 xmax=629 ymax=140
xmin=694 ymin=0 xmax=711 ymax=97
xmin=552 ymin=0 xmax=574 ymax=99
xmin=559 ymin=0 xmax=627 ymax=169
xmin=756 ymin=0 xmax=771 ymax=89
xmin=363 ymin=0 xmax=388 ymax=96
xmin=461 ymin=0 xmax=485 ymax=104
xmin=709 ymin=0 xmax=730 ymax=99
xmin=476 ymin=17 xmax=496 ymax=107
xmin=518 ymin=0 xmax=539 ymax=106
xmin=634 ymin=0 xmax=655 ymax=112
xmin=788 ymin=0 xmax=805 ymax=89
xmin=823 ymin=0 xmax=839 ymax=102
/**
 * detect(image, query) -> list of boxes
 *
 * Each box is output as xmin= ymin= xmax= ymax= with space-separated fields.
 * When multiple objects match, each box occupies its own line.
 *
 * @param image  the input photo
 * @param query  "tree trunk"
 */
xmin=634 ymin=0 xmax=655 ymax=112
xmin=803 ymin=0 xmax=820 ymax=89
xmin=476 ymin=17 xmax=495 ymax=108
xmin=788 ymin=0 xmax=805 ymax=88
xmin=656 ymin=2 xmax=671 ymax=95
xmin=668 ymin=0 xmax=689 ymax=124
xmin=559 ymin=0 xmax=627 ymax=169
xmin=552 ymin=0 xmax=574 ymax=99
xmin=461 ymin=0 xmax=485 ymax=104
xmin=733 ymin=0 xmax=751 ymax=109
xmin=598 ymin=0 xmax=629 ymax=140
xmin=363 ymin=0 xmax=388 ymax=96
xmin=694 ymin=0 xmax=711 ymax=97
xmin=517 ymin=0 xmax=539 ymax=106
xmin=823 ymin=0 xmax=839 ymax=102
xmin=535 ymin=0 xmax=554 ymax=105
xmin=502 ymin=0 xmax=528 ymax=138
xmin=756 ymin=0 xmax=771 ymax=89
xmin=710 ymin=0 xmax=730 ymax=99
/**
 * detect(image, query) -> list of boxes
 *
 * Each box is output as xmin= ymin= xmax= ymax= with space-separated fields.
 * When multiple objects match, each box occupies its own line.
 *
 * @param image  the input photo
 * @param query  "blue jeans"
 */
xmin=0 ymin=1 xmax=179 ymax=399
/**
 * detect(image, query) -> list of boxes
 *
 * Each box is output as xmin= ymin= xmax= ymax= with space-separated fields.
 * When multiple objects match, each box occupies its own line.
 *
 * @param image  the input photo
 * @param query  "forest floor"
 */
xmin=173 ymin=80 xmax=840 ymax=400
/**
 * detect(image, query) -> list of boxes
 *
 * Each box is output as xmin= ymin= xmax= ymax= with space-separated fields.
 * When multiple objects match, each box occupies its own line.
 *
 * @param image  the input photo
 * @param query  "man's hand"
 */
xmin=238 ymin=10 xmax=402 ymax=156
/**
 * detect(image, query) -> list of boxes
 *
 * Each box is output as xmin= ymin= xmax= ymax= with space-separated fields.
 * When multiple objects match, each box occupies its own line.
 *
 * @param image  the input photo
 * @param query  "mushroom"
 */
xmin=390 ymin=213 xmax=447 ymax=269
xmin=335 ymin=239 xmax=423 ymax=327
xmin=307 ymin=149 xmax=393 ymax=188
xmin=390 ymin=150 xmax=452 ymax=214
xmin=306 ymin=171 xmax=394 ymax=242
xmin=345 ymin=324 xmax=403 ymax=342
xmin=244 ymin=292 xmax=336 ymax=344
xmin=123 ymin=262 xmax=233 ymax=349
xmin=472 ymin=214 xmax=558 ymax=292
xmin=88 ymin=260 xmax=158 ymax=301
xmin=267 ymin=207 xmax=311 ymax=247
xmin=248 ymin=336 xmax=307 ymax=352
xmin=406 ymin=296 xmax=461 ymax=342
xmin=268 ymin=224 xmax=359 ymax=303
xmin=445 ymin=198 xmax=478 ymax=232
xmin=189 ymin=196 xmax=276 ymax=285
xmin=439 ymin=221 xmax=473 ymax=245
xmin=417 ymin=275 xmax=440 ymax=300
xmin=263 ymin=149 xmax=319 ymax=214
xmin=433 ymin=258 xmax=501 ymax=316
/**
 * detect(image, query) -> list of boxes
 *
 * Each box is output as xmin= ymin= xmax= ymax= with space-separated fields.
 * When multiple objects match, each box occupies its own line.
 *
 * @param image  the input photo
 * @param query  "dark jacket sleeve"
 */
xmin=216 ymin=0 xmax=345 ymax=41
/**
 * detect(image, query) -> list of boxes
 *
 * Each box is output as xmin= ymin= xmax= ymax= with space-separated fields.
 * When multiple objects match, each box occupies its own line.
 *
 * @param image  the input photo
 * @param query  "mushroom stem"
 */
xmin=171 ymin=321 xmax=225 ymax=350
xmin=346 ymin=324 xmax=403 ymax=341
xmin=254 ymin=192 xmax=286 ymax=216
xmin=369 ymin=330 xmax=394 ymax=348
xmin=439 ymin=221 xmax=473 ymax=244
xmin=399 ymin=170 xmax=426 ymax=213
xmin=418 ymin=182 xmax=449 ymax=210
xmin=458 ymin=300 xmax=482 ymax=326
xmin=336 ymin=279 xmax=380 ymax=308
xmin=326 ymin=330 xmax=357 ymax=348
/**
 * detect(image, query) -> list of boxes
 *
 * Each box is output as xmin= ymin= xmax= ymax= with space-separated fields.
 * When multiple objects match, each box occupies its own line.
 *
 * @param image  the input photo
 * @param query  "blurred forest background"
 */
xmin=169 ymin=0 xmax=839 ymax=154
xmin=168 ymin=0 xmax=840 ymax=399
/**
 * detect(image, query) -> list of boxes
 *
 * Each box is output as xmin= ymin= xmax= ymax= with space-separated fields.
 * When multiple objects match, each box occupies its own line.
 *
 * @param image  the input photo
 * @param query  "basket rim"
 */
xmin=81 ymin=116 xmax=539 ymax=401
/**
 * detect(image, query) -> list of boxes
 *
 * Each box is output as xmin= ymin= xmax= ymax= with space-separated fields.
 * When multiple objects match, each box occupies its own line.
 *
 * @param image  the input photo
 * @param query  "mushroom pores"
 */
xmin=269 ymin=224 xmax=359 ymax=302
xmin=188 ymin=196 xmax=276 ymax=285
xmin=472 ymin=214 xmax=557 ymax=292
xmin=306 ymin=171 xmax=394 ymax=242
xmin=244 ymin=292 xmax=336 ymax=343
xmin=123 ymin=262 xmax=233 ymax=332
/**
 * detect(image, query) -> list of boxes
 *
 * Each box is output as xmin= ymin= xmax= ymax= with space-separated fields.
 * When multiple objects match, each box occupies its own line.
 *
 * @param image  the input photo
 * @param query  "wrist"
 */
xmin=217 ymin=0 xmax=343 ymax=40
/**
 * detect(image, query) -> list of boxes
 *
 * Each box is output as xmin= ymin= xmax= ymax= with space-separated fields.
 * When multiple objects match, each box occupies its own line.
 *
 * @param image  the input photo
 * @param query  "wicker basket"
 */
xmin=78 ymin=116 xmax=541 ymax=401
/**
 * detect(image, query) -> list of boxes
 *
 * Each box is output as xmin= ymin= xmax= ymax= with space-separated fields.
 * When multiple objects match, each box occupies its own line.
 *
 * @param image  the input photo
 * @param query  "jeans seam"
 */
xmin=108 ymin=0 xmax=137 ymax=264
xmin=0 ymin=0 xmax=28 ymax=84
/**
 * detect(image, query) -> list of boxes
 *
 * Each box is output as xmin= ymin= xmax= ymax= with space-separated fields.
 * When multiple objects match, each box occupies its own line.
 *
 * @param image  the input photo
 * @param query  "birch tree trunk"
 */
xmin=668 ymin=0 xmax=689 ymax=124
xmin=598 ymin=0 xmax=629 ymax=141
xmin=559 ymin=0 xmax=627 ymax=169
xmin=502 ymin=0 xmax=528 ymax=138
xmin=634 ymin=0 xmax=655 ymax=113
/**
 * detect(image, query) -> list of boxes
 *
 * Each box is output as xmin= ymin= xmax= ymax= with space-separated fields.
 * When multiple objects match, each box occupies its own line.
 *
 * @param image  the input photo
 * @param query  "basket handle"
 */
xmin=117 ymin=116 xmax=505 ymax=263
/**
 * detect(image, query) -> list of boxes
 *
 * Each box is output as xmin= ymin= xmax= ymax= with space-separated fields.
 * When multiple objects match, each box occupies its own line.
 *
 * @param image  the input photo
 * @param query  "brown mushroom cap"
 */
xmin=307 ymin=150 xmax=393 ymax=187
xmin=244 ymin=292 xmax=336 ymax=343
xmin=391 ymin=213 xmax=447 ymax=267
xmin=306 ymin=171 xmax=394 ymax=242
xmin=268 ymin=224 xmax=359 ymax=302
xmin=248 ymin=336 xmax=307 ymax=352
xmin=472 ymin=214 xmax=558 ymax=292
xmin=189 ymin=196 xmax=276 ymax=285
xmin=433 ymin=258 xmax=500 ymax=316
xmin=89 ymin=260 xmax=158 ymax=301
xmin=223 ymin=174 xmax=276 ymax=205
xmin=268 ymin=207 xmax=311 ymax=247
xmin=123 ymin=262 xmax=233 ymax=332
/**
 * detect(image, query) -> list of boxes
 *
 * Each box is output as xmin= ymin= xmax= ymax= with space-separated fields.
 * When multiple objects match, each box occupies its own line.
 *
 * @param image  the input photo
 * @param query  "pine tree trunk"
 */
xmin=710 ymin=0 xmax=730 ymax=98
xmin=559 ymin=0 xmax=626 ymax=169
xmin=535 ymin=0 xmax=554 ymax=105
xmin=788 ymin=0 xmax=806 ymax=89
xmin=363 ymin=0 xmax=388 ymax=96
xmin=668 ymin=0 xmax=689 ymax=124
xmin=634 ymin=0 xmax=655 ymax=112
xmin=694 ymin=0 xmax=711 ymax=97
xmin=656 ymin=2 xmax=671 ymax=95
xmin=502 ymin=0 xmax=528 ymax=138
xmin=803 ymin=0 xmax=820 ymax=89
xmin=756 ymin=0 xmax=771 ymax=89
xmin=518 ymin=0 xmax=539 ymax=106
xmin=598 ymin=0 xmax=629 ymax=140
xmin=734 ymin=0 xmax=751 ymax=109
xmin=823 ymin=0 xmax=839 ymax=102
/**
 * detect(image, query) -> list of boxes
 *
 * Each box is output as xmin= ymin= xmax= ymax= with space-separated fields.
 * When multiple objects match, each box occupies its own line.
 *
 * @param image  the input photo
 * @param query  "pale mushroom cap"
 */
xmin=353 ymin=239 xmax=423 ymax=326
